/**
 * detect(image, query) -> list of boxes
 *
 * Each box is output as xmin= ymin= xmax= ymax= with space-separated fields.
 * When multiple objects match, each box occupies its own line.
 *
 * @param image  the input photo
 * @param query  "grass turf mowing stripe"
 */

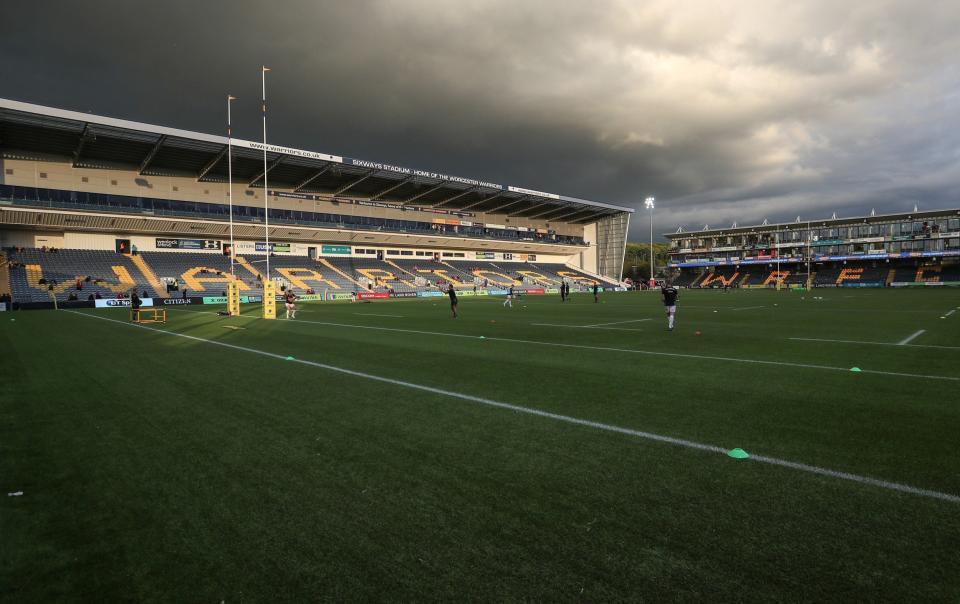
xmin=65 ymin=309 xmax=960 ymax=504
xmin=170 ymin=309 xmax=960 ymax=382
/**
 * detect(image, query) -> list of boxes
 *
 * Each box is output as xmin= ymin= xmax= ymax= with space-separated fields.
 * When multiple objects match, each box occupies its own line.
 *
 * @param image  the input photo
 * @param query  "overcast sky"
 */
xmin=3 ymin=1 xmax=959 ymax=239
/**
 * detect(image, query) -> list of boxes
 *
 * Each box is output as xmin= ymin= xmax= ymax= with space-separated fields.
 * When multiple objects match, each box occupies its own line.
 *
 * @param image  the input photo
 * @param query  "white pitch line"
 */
xmin=353 ymin=313 xmax=404 ymax=318
xmin=531 ymin=323 xmax=646 ymax=332
xmin=946 ymin=309 xmax=957 ymax=317
xmin=898 ymin=330 xmax=926 ymax=346
xmin=789 ymin=337 xmax=960 ymax=351
xmin=732 ymin=306 xmax=765 ymax=311
xmin=582 ymin=318 xmax=653 ymax=327
xmin=63 ymin=310 xmax=960 ymax=504
xmin=164 ymin=310 xmax=960 ymax=381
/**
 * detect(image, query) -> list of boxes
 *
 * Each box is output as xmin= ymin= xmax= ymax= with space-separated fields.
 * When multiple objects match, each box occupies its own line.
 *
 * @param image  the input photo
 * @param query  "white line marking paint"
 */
xmin=789 ymin=337 xmax=960 ymax=351
xmin=946 ymin=309 xmax=957 ymax=317
xmin=582 ymin=318 xmax=653 ymax=327
xmin=732 ymin=306 xmax=765 ymax=311
xmin=63 ymin=310 xmax=960 ymax=504
xmin=531 ymin=323 xmax=646 ymax=332
xmin=165 ymin=308 xmax=960 ymax=380
xmin=898 ymin=330 xmax=926 ymax=346
xmin=353 ymin=313 xmax=404 ymax=318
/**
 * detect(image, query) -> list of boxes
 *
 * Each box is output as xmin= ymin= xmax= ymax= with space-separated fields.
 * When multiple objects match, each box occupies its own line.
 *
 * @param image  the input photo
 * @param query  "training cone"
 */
xmin=694 ymin=330 xmax=701 ymax=336
xmin=727 ymin=448 xmax=749 ymax=460
xmin=850 ymin=367 xmax=862 ymax=372
xmin=286 ymin=356 xmax=295 ymax=361
xmin=479 ymin=336 xmax=486 ymax=339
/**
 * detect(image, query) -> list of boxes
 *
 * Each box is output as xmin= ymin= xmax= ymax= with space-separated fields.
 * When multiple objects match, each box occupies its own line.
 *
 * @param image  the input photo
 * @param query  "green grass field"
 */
xmin=2 ymin=288 xmax=959 ymax=601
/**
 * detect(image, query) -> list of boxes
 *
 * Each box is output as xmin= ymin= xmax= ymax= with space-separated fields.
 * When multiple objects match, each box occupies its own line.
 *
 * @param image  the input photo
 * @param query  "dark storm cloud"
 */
xmin=2 ymin=0 xmax=959 ymax=239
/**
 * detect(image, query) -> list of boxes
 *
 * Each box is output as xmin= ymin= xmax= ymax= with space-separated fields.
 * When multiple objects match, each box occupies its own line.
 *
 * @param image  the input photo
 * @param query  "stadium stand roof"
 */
xmin=0 ymin=98 xmax=633 ymax=225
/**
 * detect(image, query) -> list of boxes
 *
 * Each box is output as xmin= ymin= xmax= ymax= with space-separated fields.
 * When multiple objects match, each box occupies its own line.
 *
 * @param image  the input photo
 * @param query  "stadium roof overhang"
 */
xmin=0 ymin=205 xmax=589 ymax=255
xmin=0 ymin=98 xmax=633 ymax=225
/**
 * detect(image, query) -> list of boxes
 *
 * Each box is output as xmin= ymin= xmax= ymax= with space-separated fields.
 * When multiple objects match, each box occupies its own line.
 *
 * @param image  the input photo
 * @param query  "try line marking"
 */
xmin=164 ymin=307 xmax=960 ymax=381
xmin=732 ymin=305 xmax=765 ymax=311
xmin=531 ymin=323 xmax=646 ymax=332
xmin=789 ymin=337 xmax=960 ymax=351
xmin=582 ymin=318 xmax=653 ymax=327
xmin=63 ymin=309 xmax=960 ymax=505
xmin=898 ymin=330 xmax=926 ymax=346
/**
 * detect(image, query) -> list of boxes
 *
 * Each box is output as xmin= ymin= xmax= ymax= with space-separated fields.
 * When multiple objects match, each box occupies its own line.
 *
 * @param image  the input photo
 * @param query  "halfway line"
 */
xmin=63 ymin=310 xmax=960 ymax=505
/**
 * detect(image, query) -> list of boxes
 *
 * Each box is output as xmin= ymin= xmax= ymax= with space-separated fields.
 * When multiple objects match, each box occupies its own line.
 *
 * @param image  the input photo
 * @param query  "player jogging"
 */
xmin=284 ymin=289 xmax=298 ymax=319
xmin=593 ymin=282 xmax=599 ymax=303
xmin=503 ymin=285 xmax=513 ymax=308
xmin=560 ymin=280 xmax=566 ymax=302
xmin=448 ymin=284 xmax=459 ymax=318
xmin=661 ymin=282 xmax=679 ymax=331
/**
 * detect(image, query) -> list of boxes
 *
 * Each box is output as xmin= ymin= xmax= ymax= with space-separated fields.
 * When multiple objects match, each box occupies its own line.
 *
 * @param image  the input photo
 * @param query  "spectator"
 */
xmin=95 ymin=292 xmax=102 ymax=300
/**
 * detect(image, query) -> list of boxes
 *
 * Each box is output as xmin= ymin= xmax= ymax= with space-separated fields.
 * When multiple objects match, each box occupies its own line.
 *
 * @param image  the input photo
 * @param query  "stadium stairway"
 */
xmin=0 ymin=252 xmax=11 ymax=300
xmin=316 ymin=258 xmax=363 ymax=288
xmin=128 ymin=253 xmax=168 ymax=298
xmin=886 ymin=268 xmax=897 ymax=286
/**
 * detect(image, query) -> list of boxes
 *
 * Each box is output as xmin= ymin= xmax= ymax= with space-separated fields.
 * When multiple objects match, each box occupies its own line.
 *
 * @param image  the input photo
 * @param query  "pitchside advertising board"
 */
xmin=95 ymin=298 xmax=156 ymax=308
xmin=156 ymin=239 xmax=220 ymax=250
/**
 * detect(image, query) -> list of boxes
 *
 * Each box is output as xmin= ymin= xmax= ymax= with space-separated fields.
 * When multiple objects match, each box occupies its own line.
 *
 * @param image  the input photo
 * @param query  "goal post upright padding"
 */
xmin=227 ymin=280 xmax=242 ymax=316
xmin=262 ymin=281 xmax=276 ymax=320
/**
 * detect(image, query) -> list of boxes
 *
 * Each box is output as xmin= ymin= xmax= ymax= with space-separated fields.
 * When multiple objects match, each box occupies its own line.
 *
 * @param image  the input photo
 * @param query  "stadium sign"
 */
xmin=417 ymin=291 xmax=444 ymax=298
xmin=347 ymin=159 xmax=502 ymax=191
xmin=357 ymin=292 xmax=390 ymax=300
xmin=390 ymin=291 xmax=418 ymax=298
xmin=162 ymin=298 xmax=193 ymax=305
xmin=507 ymin=186 xmax=560 ymax=200
xmin=255 ymin=242 xmax=291 ymax=253
xmin=95 ymin=298 xmax=155 ymax=308
xmin=475 ymin=252 xmax=495 ymax=259
xmin=234 ymin=139 xmax=342 ymax=163
xmin=321 ymin=245 xmax=351 ymax=255
xmin=156 ymin=238 xmax=220 ymax=250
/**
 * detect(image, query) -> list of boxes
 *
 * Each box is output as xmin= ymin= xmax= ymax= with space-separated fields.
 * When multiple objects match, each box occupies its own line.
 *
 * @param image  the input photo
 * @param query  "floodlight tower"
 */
xmin=645 ymin=197 xmax=655 ymax=282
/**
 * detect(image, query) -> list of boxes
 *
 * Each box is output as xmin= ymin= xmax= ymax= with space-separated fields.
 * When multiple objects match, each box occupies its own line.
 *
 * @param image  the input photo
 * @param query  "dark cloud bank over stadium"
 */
xmin=3 ymin=1 xmax=960 ymax=239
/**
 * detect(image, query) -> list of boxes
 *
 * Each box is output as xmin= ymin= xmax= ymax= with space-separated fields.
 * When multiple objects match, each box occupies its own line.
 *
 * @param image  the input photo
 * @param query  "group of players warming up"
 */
xmin=279 ymin=279 xmax=678 ymax=330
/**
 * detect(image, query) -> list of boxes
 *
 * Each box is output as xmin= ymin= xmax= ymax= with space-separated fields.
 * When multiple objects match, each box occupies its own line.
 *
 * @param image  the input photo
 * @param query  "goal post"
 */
xmin=262 ymin=281 xmax=276 ymax=320
xmin=227 ymin=280 xmax=242 ymax=316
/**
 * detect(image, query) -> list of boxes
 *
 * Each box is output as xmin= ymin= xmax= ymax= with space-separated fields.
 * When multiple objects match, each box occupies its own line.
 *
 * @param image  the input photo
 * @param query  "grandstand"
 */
xmin=0 ymin=98 xmax=630 ymax=306
xmin=667 ymin=209 xmax=960 ymax=288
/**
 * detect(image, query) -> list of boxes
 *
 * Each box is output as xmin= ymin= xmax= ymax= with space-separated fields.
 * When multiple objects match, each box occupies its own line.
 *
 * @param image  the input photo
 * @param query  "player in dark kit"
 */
xmin=448 ymin=284 xmax=458 ymax=318
xmin=661 ymin=282 xmax=679 ymax=330
xmin=593 ymin=282 xmax=599 ymax=303
xmin=284 ymin=290 xmax=298 ymax=320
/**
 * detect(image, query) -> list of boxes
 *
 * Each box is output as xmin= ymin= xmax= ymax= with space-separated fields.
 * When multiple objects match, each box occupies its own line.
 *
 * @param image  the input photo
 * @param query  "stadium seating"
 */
xmin=6 ymin=248 xmax=161 ymax=302
xmin=699 ymin=268 xmax=740 ymax=288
